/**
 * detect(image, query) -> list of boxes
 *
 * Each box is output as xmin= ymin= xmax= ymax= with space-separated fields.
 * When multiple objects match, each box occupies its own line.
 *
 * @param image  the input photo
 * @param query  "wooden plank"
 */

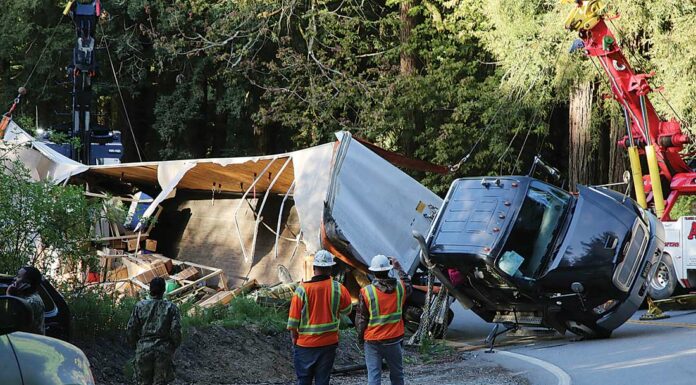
xmin=231 ymin=279 xmax=259 ymax=297
xmin=132 ymin=263 xmax=169 ymax=284
xmin=196 ymin=291 xmax=235 ymax=308
xmin=167 ymin=269 xmax=224 ymax=297
xmin=172 ymin=267 xmax=199 ymax=281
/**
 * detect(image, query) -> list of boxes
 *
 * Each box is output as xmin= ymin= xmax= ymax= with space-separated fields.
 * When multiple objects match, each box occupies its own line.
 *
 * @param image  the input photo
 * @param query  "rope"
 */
xmin=99 ymin=24 xmax=143 ymax=162
xmin=22 ymin=14 xmax=66 ymax=88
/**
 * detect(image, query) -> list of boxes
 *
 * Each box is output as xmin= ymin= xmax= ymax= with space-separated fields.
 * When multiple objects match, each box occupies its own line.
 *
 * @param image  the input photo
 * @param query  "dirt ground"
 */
xmin=76 ymin=327 xmax=527 ymax=385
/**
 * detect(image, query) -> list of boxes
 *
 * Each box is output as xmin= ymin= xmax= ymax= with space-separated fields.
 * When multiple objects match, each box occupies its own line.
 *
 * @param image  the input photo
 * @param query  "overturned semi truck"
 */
xmin=415 ymin=175 xmax=665 ymax=338
xmin=2 ymin=121 xmax=664 ymax=336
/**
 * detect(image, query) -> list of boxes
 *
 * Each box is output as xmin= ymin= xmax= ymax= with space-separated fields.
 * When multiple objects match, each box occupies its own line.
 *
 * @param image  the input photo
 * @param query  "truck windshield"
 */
xmin=498 ymin=182 xmax=571 ymax=279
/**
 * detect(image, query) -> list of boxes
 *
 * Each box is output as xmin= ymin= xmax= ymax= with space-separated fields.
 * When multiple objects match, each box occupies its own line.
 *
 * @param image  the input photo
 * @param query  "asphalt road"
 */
xmin=447 ymin=303 xmax=696 ymax=385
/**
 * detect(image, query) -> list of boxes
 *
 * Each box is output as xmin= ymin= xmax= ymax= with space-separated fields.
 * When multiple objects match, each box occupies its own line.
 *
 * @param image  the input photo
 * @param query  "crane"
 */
xmin=564 ymin=0 xmax=696 ymax=310
xmin=563 ymin=0 xmax=692 ymax=219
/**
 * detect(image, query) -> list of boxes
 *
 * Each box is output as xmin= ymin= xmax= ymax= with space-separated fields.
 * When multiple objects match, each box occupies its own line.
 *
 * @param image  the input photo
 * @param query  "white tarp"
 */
xmin=291 ymin=143 xmax=334 ymax=252
xmin=326 ymin=132 xmax=443 ymax=272
xmin=2 ymin=121 xmax=89 ymax=182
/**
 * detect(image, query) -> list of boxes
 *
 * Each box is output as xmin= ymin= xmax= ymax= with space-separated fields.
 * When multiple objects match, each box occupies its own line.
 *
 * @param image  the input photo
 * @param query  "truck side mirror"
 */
xmin=0 ymin=296 xmax=34 ymax=335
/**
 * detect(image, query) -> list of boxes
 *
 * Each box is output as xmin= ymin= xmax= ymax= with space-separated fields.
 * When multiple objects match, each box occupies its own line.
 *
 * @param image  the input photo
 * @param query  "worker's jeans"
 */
xmin=293 ymin=344 xmax=337 ymax=385
xmin=364 ymin=339 xmax=404 ymax=385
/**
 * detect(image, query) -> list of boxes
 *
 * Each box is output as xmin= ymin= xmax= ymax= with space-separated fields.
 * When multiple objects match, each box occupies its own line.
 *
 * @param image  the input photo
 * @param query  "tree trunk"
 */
xmin=608 ymin=112 xmax=627 ymax=185
xmin=568 ymin=81 xmax=595 ymax=191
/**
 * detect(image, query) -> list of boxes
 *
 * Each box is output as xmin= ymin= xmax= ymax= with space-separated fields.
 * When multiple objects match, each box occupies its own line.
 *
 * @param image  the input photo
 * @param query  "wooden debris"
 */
xmin=145 ymin=239 xmax=158 ymax=252
xmin=106 ymin=266 xmax=129 ymax=282
xmin=172 ymin=266 xmax=199 ymax=282
xmin=132 ymin=263 xmax=169 ymax=284
xmin=196 ymin=291 xmax=236 ymax=309
xmin=231 ymin=279 xmax=259 ymax=297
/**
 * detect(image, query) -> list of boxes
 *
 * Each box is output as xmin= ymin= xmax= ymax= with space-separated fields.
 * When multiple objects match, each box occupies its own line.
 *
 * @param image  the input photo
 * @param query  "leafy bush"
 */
xmin=67 ymin=288 xmax=288 ymax=341
xmin=66 ymin=289 xmax=138 ymax=340
xmin=181 ymin=297 xmax=287 ymax=333
xmin=0 ymin=156 xmax=100 ymax=275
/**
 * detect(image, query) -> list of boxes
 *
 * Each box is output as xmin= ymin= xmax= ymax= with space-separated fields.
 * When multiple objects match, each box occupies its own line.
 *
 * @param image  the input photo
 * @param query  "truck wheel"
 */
xmin=648 ymin=254 xmax=677 ymax=300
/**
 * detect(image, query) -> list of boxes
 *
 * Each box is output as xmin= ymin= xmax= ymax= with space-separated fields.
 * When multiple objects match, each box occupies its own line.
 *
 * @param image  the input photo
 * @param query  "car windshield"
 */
xmin=498 ymin=181 xmax=571 ymax=279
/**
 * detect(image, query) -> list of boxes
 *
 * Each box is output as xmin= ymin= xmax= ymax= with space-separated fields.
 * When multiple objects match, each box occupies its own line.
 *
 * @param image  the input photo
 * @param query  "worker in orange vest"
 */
xmin=287 ymin=250 xmax=352 ymax=385
xmin=356 ymin=254 xmax=412 ymax=385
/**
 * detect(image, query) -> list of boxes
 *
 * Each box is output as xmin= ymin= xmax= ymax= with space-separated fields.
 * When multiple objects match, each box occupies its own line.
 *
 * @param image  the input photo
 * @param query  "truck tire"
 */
xmin=648 ymin=254 xmax=677 ymax=300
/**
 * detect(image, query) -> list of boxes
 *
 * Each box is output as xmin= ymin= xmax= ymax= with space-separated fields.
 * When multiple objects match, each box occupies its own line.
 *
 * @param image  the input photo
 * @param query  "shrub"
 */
xmin=67 ymin=288 xmax=287 ymax=341
xmin=66 ymin=289 xmax=138 ymax=340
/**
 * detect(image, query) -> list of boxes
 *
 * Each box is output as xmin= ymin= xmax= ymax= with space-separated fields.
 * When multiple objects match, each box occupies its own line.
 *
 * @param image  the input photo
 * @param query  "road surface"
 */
xmin=447 ymin=303 xmax=696 ymax=385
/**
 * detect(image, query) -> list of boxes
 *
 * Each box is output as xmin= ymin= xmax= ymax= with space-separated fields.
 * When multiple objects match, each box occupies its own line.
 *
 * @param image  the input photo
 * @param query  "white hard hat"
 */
xmin=369 ymin=254 xmax=392 ymax=272
xmin=313 ymin=250 xmax=336 ymax=267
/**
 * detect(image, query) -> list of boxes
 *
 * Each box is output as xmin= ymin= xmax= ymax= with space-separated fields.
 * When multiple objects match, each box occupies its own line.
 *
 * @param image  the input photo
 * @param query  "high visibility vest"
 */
xmin=362 ymin=281 xmax=405 ymax=341
xmin=288 ymin=279 xmax=349 ymax=347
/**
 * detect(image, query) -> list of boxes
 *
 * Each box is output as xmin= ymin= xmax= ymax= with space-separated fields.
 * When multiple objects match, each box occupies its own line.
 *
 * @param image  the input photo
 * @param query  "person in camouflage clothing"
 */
xmin=7 ymin=266 xmax=45 ymax=335
xmin=127 ymin=277 xmax=182 ymax=385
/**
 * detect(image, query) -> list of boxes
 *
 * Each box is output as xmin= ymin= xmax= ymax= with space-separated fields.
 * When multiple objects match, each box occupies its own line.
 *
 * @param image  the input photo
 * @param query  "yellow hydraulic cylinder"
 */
xmin=645 ymin=145 xmax=665 ymax=217
xmin=63 ymin=1 xmax=74 ymax=16
xmin=627 ymin=146 xmax=647 ymax=209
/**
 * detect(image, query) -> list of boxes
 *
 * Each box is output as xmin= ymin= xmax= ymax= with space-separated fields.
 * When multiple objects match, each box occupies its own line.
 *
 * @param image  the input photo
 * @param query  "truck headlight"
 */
xmin=593 ymin=299 xmax=618 ymax=315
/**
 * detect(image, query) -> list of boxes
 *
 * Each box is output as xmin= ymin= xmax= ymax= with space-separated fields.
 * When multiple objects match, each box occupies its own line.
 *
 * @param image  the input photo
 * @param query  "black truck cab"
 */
xmin=426 ymin=176 xmax=664 ymax=337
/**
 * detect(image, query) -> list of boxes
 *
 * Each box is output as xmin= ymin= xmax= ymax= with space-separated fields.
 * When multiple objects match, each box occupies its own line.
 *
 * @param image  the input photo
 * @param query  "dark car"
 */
xmin=0 ymin=274 xmax=71 ymax=340
xmin=421 ymin=176 xmax=664 ymax=338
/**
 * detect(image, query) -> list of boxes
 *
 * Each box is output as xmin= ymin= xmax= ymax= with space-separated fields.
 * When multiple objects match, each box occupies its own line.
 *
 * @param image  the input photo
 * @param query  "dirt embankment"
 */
xmin=75 ymin=326 xmax=362 ymax=385
xmin=77 ymin=328 xmax=528 ymax=385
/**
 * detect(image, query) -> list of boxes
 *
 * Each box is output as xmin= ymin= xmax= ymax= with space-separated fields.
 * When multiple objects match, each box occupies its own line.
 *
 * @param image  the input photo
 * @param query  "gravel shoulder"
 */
xmin=331 ymin=351 xmax=529 ymax=385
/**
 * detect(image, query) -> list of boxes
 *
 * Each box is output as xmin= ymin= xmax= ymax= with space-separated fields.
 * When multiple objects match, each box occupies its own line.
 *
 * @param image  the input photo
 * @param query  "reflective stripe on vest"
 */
xmin=365 ymin=281 xmax=404 ymax=327
xmin=296 ymin=280 xmax=342 ymax=335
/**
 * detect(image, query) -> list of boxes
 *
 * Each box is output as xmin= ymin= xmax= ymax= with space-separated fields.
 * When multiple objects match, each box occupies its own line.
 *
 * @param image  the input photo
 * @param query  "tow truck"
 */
xmin=562 ymin=0 xmax=696 ymax=301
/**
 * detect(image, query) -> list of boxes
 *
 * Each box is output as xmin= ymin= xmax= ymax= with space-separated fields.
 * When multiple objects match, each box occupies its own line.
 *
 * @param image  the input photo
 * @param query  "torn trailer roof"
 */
xmin=4 ymin=125 xmax=443 ymax=287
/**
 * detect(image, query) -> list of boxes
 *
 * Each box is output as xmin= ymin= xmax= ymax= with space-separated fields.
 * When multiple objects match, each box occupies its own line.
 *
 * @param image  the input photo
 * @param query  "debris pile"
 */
xmin=88 ymin=247 xmax=302 ymax=310
xmin=89 ymin=248 xmax=233 ymax=306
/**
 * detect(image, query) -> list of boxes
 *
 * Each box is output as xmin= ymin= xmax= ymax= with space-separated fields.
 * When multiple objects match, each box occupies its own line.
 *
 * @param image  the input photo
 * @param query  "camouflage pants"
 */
xmin=134 ymin=349 xmax=175 ymax=385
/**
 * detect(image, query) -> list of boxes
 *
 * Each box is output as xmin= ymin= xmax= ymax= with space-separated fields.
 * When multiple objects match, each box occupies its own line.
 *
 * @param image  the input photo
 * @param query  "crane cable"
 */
xmin=22 ymin=14 xmax=67 ymax=89
xmin=98 ymin=23 xmax=143 ymax=162
xmin=4 ymin=12 xmax=66 ymax=116
xmin=512 ymin=48 xmax=575 ymax=175
xmin=497 ymin=51 xmax=564 ymax=174
xmin=449 ymin=59 xmax=533 ymax=173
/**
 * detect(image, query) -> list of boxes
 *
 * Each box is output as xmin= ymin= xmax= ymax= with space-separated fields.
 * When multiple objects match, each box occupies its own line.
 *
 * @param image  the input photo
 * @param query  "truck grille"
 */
xmin=613 ymin=220 xmax=648 ymax=292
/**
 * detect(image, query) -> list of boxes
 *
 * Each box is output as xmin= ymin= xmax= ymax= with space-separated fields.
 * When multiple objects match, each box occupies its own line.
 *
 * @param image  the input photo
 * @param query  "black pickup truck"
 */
xmin=417 ymin=176 xmax=664 ymax=338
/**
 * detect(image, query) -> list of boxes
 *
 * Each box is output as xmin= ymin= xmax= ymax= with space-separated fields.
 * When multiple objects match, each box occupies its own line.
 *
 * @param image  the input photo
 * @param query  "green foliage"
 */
xmin=416 ymin=337 xmax=453 ymax=363
xmin=66 ymin=288 xmax=287 ymax=341
xmin=180 ymin=297 xmax=287 ymax=334
xmin=0 ymin=154 xmax=100 ymax=274
xmin=669 ymin=194 xmax=696 ymax=220
xmin=66 ymin=287 xmax=139 ymax=340
xmin=5 ymin=0 xmax=696 ymax=191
